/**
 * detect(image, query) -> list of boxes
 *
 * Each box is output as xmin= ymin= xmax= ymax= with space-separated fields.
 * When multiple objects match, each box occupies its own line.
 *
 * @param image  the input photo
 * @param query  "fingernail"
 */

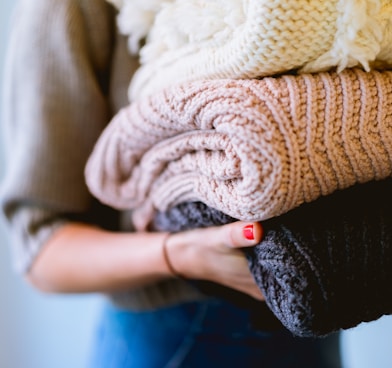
xmin=243 ymin=224 xmax=254 ymax=240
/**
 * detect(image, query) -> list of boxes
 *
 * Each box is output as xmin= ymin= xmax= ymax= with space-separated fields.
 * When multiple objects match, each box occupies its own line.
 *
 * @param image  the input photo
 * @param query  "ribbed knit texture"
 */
xmin=109 ymin=0 xmax=392 ymax=99
xmin=85 ymin=68 xmax=392 ymax=230
xmin=152 ymin=178 xmax=392 ymax=337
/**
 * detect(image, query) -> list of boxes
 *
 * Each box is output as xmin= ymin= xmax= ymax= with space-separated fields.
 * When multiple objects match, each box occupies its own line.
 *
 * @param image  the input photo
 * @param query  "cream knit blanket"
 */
xmin=108 ymin=0 xmax=392 ymax=100
xmin=85 ymin=69 xmax=392 ymax=229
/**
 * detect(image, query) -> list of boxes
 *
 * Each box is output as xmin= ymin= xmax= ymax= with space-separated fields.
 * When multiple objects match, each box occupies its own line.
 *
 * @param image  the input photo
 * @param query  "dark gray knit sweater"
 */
xmin=152 ymin=179 xmax=392 ymax=337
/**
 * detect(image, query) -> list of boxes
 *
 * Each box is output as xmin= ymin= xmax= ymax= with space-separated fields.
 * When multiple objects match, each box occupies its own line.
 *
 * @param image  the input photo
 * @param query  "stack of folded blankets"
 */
xmin=86 ymin=0 xmax=392 ymax=337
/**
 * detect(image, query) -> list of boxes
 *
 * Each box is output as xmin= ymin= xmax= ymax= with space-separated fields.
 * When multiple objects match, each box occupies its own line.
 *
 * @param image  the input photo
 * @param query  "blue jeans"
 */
xmin=89 ymin=299 xmax=341 ymax=368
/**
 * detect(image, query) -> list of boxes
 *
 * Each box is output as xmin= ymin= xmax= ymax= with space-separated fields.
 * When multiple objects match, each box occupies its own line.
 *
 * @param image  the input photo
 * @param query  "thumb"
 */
xmin=223 ymin=222 xmax=263 ymax=248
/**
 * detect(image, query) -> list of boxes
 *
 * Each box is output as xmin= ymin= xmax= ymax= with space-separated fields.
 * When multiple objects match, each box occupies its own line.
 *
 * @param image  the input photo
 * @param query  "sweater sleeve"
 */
xmin=0 ymin=0 xmax=116 ymax=272
xmin=151 ymin=178 xmax=392 ymax=337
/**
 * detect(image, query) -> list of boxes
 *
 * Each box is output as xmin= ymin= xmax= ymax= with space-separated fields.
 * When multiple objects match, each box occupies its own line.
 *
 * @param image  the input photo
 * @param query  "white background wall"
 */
xmin=0 ymin=1 xmax=391 ymax=368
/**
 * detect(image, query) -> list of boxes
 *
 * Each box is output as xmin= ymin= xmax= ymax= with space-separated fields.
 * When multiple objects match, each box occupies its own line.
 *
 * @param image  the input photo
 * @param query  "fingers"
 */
xmin=221 ymin=221 xmax=264 ymax=248
xmin=166 ymin=221 xmax=265 ymax=300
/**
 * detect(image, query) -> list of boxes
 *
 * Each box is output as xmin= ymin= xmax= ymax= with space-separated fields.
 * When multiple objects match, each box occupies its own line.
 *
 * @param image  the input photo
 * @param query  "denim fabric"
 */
xmin=88 ymin=299 xmax=341 ymax=368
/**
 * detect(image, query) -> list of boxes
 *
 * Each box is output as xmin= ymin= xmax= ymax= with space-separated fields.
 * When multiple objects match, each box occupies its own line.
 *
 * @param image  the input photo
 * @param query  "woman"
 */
xmin=0 ymin=0 xmax=341 ymax=367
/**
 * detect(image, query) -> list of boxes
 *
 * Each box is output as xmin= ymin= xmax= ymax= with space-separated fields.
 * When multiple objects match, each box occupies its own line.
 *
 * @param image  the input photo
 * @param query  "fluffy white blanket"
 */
xmin=108 ymin=0 xmax=392 ymax=99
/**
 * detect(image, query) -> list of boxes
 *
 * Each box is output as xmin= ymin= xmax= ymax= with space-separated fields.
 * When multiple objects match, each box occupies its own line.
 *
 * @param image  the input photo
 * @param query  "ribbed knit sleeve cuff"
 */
xmin=3 ymin=207 xmax=68 ymax=274
xmin=2 ymin=200 xmax=120 ymax=274
xmin=152 ymin=178 xmax=392 ymax=337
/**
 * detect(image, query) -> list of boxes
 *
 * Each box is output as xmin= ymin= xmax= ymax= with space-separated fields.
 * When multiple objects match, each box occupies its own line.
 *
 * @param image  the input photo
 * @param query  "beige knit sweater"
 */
xmin=85 ymin=68 xmax=392 ymax=230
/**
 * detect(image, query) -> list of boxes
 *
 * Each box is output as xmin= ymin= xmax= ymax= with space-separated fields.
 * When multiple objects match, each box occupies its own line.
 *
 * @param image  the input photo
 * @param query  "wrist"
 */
xmin=162 ymin=231 xmax=202 ymax=280
xmin=161 ymin=233 xmax=186 ymax=279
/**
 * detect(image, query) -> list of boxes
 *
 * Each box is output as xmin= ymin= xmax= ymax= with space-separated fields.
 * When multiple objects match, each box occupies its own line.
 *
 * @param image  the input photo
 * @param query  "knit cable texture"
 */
xmin=85 ymin=69 xmax=392 ymax=229
xmin=109 ymin=0 xmax=392 ymax=99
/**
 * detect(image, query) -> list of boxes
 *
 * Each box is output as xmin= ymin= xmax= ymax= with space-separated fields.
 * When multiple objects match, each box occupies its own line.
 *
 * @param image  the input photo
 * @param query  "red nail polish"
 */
xmin=243 ymin=224 xmax=254 ymax=240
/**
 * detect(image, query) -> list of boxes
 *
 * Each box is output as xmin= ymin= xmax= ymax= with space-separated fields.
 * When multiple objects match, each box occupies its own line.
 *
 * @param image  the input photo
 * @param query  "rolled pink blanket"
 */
xmin=85 ymin=68 xmax=392 ymax=229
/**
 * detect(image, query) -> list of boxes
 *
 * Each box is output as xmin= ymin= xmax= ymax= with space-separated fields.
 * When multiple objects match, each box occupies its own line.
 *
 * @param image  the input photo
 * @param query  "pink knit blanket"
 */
xmin=85 ymin=68 xmax=392 ymax=229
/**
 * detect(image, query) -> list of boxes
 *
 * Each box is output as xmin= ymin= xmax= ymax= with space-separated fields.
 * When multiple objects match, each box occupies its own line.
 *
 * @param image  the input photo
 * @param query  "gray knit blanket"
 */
xmin=152 ymin=178 xmax=392 ymax=337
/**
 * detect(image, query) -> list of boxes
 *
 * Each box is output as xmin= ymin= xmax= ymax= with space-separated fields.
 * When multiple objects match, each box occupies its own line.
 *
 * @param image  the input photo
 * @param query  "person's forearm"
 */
xmin=26 ymin=220 xmax=264 ymax=301
xmin=27 ymin=223 xmax=172 ymax=293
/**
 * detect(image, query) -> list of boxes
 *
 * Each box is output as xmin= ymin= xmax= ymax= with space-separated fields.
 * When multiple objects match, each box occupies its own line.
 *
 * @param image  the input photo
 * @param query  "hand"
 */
xmin=164 ymin=222 xmax=264 ymax=301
